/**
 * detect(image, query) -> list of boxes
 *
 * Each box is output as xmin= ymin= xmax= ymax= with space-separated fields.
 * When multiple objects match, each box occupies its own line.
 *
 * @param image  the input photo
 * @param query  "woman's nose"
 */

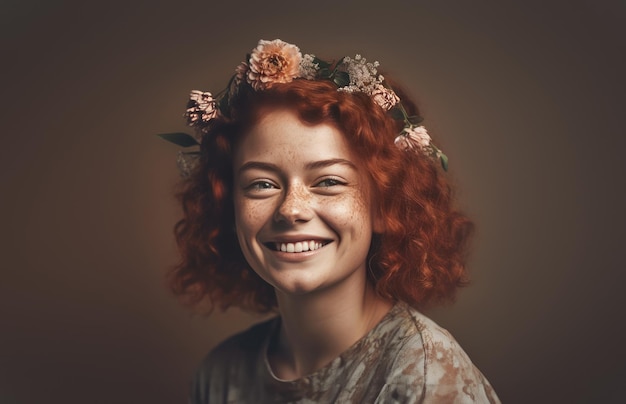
xmin=274 ymin=183 xmax=314 ymax=224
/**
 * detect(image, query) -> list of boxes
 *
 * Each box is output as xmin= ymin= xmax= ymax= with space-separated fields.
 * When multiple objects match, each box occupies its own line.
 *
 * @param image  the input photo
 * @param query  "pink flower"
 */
xmin=247 ymin=39 xmax=302 ymax=90
xmin=395 ymin=126 xmax=432 ymax=151
xmin=185 ymin=90 xmax=217 ymax=126
xmin=371 ymin=84 xmax=400 ymax=110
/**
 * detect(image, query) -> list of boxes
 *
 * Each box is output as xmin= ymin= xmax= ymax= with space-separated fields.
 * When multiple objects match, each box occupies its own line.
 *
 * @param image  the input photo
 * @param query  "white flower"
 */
xmin=247 ymin=39 xmax=302 ymax=90
xmin=371 ymin=84 xmax=400 ymax=110
xmin=337 ymin=54 xmax=385 ymax=96
xmin=299 ymin=53 xmax=319 ymax=80
xmin=395 ymin=126 xmax=432 ymax=151
xmin=185 ymin=90 xmax=217 ymax=127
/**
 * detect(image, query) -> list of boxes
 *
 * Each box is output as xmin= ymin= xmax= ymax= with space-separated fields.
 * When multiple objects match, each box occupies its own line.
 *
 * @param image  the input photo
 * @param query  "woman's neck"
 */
xmin=269 ymin=277 xmax=392 ymax=380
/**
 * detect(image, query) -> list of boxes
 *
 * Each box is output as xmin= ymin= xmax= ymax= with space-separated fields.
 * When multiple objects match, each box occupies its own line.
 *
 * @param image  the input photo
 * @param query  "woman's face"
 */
xmin=233 ymin=108 xmax=377 ymax=297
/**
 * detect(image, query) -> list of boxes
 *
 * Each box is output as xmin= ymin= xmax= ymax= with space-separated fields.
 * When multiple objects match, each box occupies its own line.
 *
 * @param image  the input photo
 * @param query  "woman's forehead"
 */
xmin=235 ymin=108 xmax=354 ymax=166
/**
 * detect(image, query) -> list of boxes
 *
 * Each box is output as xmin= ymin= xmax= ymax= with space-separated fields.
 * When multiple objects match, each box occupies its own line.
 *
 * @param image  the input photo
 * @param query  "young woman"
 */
xmin=162 ymin=39 xmax=500 ymax=403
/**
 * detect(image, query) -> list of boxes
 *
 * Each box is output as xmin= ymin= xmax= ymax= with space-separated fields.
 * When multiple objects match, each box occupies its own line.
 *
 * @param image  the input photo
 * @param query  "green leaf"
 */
xmin=158 ymin=133 xmax=199 ymax=147
xmin=440 ymin=153 xmax=449 ymax=171
xmin=318 ymin=67 xmax=331 ymax=79
xmin=408 ymin=115 xmax=424 ymax=125
xmin=334 ymin=56 xmax=346 ymax=68
xmin=389 ymin=108 xmax=404 ymax=121
xmin=333 ymin=71 xmax=350 ymax=87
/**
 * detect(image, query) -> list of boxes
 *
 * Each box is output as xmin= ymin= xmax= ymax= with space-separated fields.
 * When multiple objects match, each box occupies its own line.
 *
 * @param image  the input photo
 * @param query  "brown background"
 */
xmin=2 ymin=0 xmax=625 ymax=403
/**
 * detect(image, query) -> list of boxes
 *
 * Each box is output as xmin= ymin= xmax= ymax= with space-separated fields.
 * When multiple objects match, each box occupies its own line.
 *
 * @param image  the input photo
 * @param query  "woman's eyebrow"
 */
xmin=237 ymin=161 xmax=280 ymax=175
xmin=305 ymin=158 xmax=357 ymax=170
xmin=238 ymin=159 xmax=356 ymax=175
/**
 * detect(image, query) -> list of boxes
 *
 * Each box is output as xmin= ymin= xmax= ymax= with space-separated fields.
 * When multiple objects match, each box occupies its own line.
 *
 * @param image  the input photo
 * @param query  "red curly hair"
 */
xmin=170 ymin=79 xmax=473 ymax=312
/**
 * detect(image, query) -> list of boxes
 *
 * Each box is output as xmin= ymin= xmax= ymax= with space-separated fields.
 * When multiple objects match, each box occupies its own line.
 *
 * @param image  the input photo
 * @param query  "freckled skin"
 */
xmin=233 ymin=108 xmax=375 ymax=296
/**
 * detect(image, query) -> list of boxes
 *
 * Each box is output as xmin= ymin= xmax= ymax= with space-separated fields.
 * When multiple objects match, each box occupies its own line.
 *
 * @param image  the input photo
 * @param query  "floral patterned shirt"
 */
xmin=190 ymin=302 xmax=500 ymax=403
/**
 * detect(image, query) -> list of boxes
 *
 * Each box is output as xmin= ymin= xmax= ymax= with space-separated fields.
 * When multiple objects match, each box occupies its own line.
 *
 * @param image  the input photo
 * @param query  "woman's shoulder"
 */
xmin=190 ymin=317 xmax=277 ymax=403
xmin=396 ymin=304 xmax=465 ymax=355
xmin=383 ymin=302 xmax=469 ymax=357
xmin=199 ymin=316 xmax=277 ymax=370
xmin=384 ymin=303 xmax=500 ymax=403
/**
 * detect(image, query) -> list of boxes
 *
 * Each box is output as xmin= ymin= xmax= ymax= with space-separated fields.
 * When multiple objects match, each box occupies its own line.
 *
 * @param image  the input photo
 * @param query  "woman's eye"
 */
xmin=248 ymin=181 xmax=276 ymax=190
xmin=316 ymin=178 xmax=344 ymax=187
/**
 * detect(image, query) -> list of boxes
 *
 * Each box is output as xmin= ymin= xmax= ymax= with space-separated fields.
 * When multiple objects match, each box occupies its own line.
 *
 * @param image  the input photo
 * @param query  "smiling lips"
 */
xmin=268 ymin=240 xmax=331 ymax=253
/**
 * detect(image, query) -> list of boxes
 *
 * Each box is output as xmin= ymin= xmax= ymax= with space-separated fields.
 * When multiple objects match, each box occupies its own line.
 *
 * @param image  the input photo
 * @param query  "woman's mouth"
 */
xmin=265 ymin=240 xmax=331 ymax=253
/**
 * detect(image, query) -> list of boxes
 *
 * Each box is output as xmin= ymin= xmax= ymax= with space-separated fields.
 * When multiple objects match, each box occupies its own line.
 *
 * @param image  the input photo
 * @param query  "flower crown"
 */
xmin=160 ymin=39 xmax=448 ymax=176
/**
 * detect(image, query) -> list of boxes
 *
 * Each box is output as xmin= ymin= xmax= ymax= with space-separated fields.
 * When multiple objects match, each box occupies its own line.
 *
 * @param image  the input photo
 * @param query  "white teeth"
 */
xmin=275 ymin=240 xmax=326 ymax=253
